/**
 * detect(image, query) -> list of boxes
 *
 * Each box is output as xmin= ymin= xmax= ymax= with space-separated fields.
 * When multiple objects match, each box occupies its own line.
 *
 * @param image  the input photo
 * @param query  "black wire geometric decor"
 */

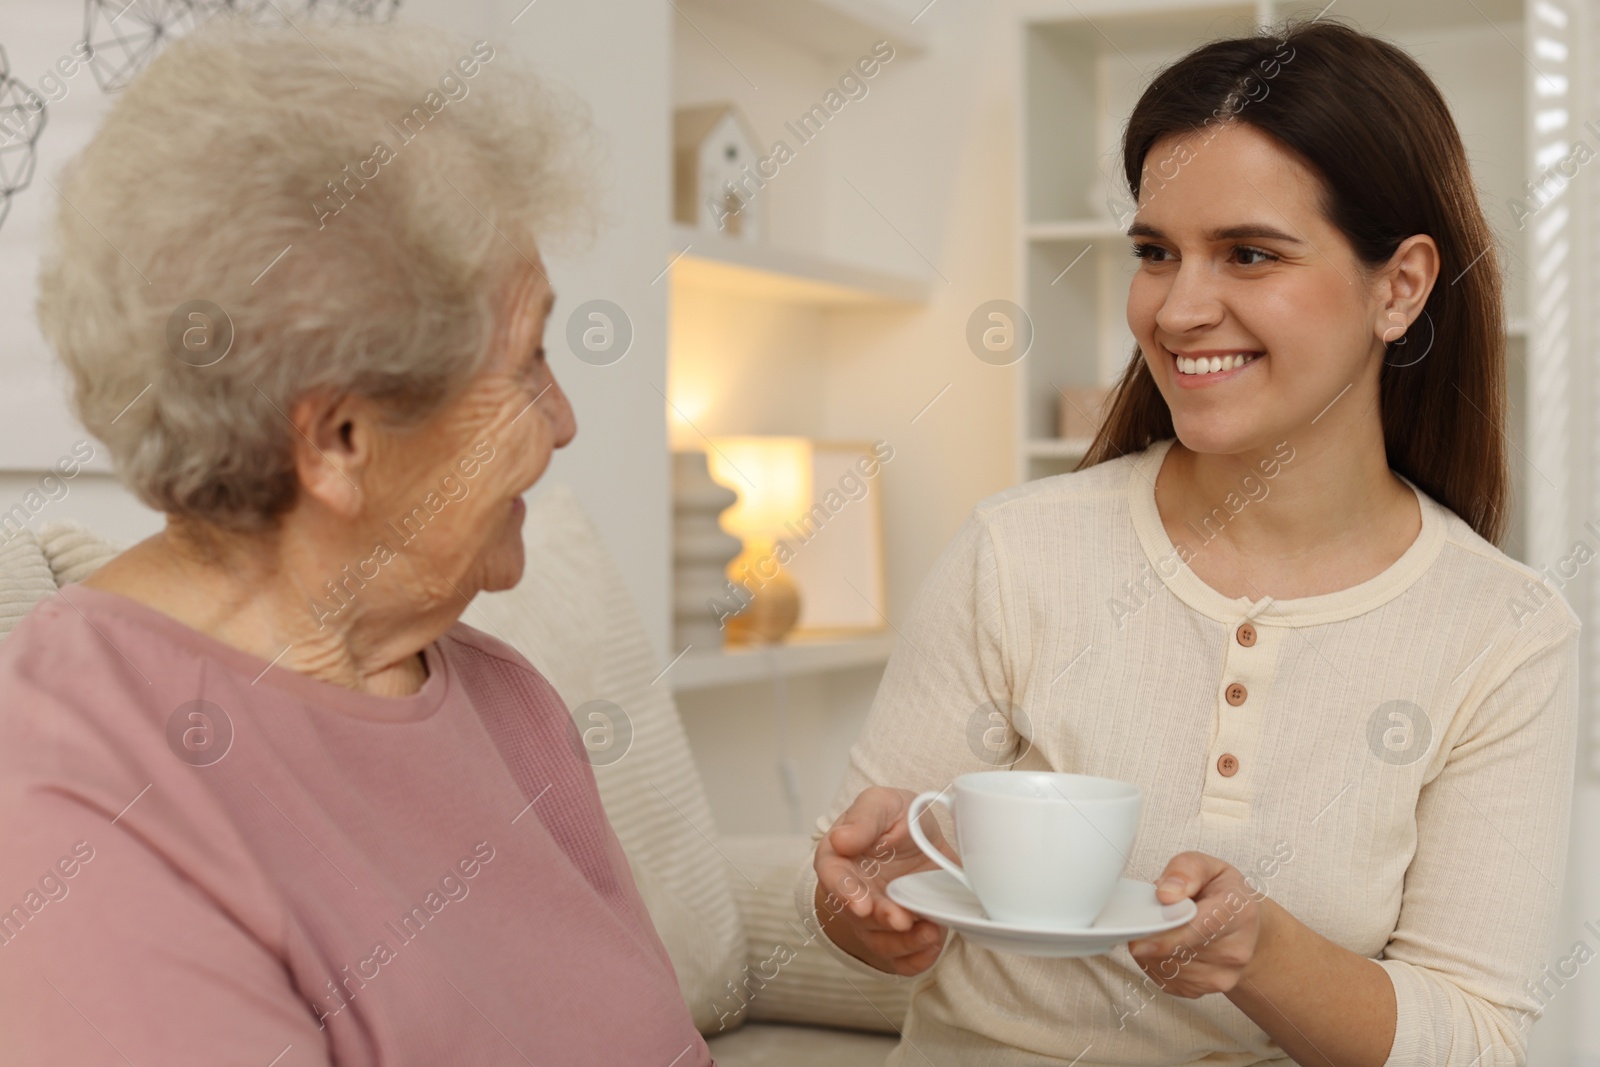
xmin=0 ymin=0 xmax=403 ymax=241
xmin=84 ymin=0 xmax=403 ymax=94
xmin=83 ymin=0 xmax=208 ymax=93
xmin=0 ymin=0 xmax=401 ymax=239
xmin=0 ymin=46 xmax=46 ymax=235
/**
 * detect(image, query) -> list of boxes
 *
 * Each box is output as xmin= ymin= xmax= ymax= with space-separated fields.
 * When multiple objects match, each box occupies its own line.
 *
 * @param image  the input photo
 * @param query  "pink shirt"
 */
xmin=0 ymin=583 xmax=711 ymax=1067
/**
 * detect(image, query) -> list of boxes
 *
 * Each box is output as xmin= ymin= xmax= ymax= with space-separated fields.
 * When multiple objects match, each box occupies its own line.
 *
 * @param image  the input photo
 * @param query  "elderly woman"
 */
xmin=0 ymin=18 xmax=709 ymax=1067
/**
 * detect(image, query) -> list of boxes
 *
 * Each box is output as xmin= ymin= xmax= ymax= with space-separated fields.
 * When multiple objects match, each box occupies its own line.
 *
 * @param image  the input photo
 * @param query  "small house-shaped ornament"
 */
xmin=674 ymin=103 xmax=764 ymax=243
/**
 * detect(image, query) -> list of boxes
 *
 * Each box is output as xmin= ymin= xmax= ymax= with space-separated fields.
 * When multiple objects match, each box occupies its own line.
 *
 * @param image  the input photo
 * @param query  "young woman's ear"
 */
xmin=1375 ymin=234 xmax=1441 ymax=345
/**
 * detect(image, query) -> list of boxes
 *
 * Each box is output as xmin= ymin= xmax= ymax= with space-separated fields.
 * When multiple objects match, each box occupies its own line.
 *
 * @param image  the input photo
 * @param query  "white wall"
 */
xmin=408 ymin=0 xmax=674 ymax=657
xmin=821 ymin=1 xmax=1020 ymax=618
xmin=0 ymin=473 xmax=161 ymax=548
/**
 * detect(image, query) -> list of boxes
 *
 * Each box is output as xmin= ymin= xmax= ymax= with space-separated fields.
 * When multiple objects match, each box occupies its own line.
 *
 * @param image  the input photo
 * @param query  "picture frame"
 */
xmin=780 ymin=439 xmax=888 ymax=635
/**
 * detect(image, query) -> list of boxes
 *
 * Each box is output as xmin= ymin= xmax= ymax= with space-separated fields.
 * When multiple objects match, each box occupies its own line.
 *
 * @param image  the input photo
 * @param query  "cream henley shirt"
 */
xmin=793 ymin=437 xmax=1580 ymax=1067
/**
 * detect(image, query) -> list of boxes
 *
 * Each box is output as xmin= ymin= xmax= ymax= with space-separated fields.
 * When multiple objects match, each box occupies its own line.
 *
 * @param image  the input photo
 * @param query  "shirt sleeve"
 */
xmin=1377 ymin=623 xmax=1580 ymax=1066
xmin=0 ymin=788 xmax=330 ymax=1067
xmin=792 ymin=509 xmax=1017 ymax=977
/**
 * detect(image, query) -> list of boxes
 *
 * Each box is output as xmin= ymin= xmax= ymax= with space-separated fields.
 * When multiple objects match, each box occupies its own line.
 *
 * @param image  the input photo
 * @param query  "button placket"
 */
xmin=1202 ymin=614 xmax=1281 ymax=817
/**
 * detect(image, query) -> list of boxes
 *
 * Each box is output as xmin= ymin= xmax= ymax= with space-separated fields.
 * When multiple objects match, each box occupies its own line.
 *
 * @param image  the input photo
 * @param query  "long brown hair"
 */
xmin=1079 ymin=18 xmax=1508 ymax=545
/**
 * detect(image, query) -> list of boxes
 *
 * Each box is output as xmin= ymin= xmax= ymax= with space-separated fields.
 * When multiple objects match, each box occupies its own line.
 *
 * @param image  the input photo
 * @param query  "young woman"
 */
xmin=801 ymin=19 xmax=1578 ymax=1067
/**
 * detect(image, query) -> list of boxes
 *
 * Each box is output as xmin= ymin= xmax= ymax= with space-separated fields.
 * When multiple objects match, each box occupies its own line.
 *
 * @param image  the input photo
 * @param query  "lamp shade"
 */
xmin=705 ymin=436 xmax=813 ymax=542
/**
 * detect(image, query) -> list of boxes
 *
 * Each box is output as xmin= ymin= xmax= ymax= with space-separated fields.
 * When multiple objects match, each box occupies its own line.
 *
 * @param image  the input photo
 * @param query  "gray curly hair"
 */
xmin=37 ymin=15 xmax=595 ymax=532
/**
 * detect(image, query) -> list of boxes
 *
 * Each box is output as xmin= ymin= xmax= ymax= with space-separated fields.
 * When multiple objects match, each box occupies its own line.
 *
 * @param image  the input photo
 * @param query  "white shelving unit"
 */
xmin=667 ymin=223 xmax=930 ymax=306
xmin=667 ymin=631 xmax=897 ymax=692
xmin=1026 ymin=435 xmax=1095 ymax=460
xmin=1013 ymin=0 xmax=1532 ymax=550
xmin=679 ymin=0 xmax=927 ymax=62
xmin=665 ymin=5 xmax=926 ymax=697
xmin=663 ymin=217 xmax=912 ymax=676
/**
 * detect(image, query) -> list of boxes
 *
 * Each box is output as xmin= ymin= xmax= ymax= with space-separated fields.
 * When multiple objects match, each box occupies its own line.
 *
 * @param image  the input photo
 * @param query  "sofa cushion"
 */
xmin=0 ymin=523 xmax=119 ymax=638
xmin=715 ymin=834 xmax=914 ymax=1035
xmin=462 ymin=484 xmax=747 ymax=1032
xmin=706 ymin=1022 xmax=898 ymax=1066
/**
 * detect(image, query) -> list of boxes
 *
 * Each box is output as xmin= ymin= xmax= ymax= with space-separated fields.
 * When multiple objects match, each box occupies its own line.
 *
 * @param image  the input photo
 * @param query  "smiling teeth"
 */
xmin=1178 ymin=353 xmax=1260 ymax=375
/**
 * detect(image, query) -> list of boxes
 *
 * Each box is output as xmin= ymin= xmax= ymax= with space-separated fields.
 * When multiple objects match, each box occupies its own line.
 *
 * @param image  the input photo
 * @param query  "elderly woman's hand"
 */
xmin=1125 ymin=851 xmax=1279 ymax=998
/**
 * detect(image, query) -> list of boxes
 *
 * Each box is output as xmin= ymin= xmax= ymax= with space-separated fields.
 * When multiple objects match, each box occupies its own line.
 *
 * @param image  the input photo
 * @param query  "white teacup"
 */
xmin=907 ymin=771 xmax=1142 ymax=929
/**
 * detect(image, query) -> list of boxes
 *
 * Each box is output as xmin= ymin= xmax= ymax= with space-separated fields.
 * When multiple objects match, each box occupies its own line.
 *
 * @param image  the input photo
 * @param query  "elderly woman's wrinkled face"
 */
xmin=370 ymin=258 xmax=575 ymax=600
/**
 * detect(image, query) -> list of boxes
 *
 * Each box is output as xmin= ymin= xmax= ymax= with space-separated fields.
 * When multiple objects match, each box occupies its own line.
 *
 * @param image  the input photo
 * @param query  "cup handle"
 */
xmin=907 ymin=790 xmax=973 ymax=894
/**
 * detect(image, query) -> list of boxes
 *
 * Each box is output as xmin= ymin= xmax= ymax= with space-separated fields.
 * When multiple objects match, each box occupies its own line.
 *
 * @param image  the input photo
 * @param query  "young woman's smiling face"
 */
xmin=1126 ymin=121 xmax=1397 ymax=455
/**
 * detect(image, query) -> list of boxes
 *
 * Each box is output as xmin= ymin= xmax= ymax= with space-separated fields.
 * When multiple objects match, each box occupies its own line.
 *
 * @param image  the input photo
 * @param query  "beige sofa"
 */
xmin=0 ymin=487 xmax=914 ymax=1065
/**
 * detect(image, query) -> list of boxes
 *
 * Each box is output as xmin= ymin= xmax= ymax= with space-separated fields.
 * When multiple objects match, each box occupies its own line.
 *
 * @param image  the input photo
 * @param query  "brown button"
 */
xmin=1225 ymin=682 xmax=1248 ymax=706
xmin=1236 ymin=622 xmax=1257 ymax=647
xmin=1217 ymin=753 xmax=1239 ymax=777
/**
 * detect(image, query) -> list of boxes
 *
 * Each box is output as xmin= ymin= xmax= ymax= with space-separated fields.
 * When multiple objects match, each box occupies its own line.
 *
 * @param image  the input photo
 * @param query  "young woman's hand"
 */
xmin=812 ymin=785 xmax=953 ymax=976
xmin=1125 ymin=851 xmax=1279 ymax=997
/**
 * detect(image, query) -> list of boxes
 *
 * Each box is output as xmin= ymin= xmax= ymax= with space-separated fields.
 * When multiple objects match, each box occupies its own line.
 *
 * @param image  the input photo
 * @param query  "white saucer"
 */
xmin=885 ymin=871 xmax=1198 ymax=958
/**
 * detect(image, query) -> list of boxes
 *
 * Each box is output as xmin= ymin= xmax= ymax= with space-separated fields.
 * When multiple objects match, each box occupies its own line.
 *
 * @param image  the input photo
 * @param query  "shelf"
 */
xmin=677 ymin=0 xmax=927 ymax=61
xmin=667 ymin=631 xmax=897 ymax=692
xmin=1272 ymin=0 xmax=1520 ymax=34
xmin=666 ymin=224 xmax=930 ymax=306
xmin=1026 ymin=218 xmax=1129 ymax=241
xmin=1026 ymin=436 xmax=1094 ymax=458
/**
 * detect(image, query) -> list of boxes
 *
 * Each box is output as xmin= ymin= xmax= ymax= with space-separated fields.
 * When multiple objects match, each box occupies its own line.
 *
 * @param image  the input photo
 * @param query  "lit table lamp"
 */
xmin=706 ymin=436 xmax=813 ymax=644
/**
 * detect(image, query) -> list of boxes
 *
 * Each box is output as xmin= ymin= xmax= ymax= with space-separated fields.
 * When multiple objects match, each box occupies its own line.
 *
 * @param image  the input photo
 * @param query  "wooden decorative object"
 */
xmin=724 ymin=551 xmax=801 ymax=645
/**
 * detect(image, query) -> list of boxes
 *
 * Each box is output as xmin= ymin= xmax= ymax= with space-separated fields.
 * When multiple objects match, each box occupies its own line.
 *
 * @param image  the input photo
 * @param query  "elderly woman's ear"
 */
xmin=287 ymin=391 xmax=378 ymax=521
